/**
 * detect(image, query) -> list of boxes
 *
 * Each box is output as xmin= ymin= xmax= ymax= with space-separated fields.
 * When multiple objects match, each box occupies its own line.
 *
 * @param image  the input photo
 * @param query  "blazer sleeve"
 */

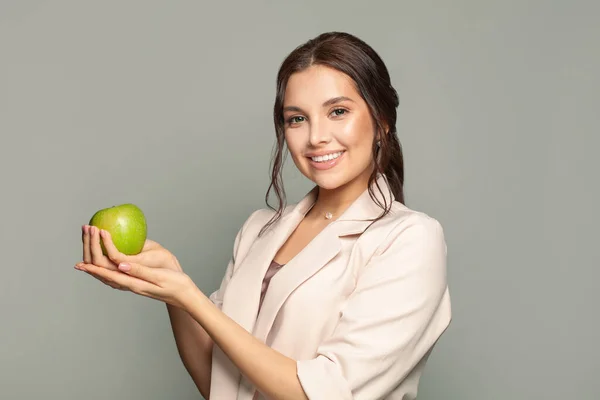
xmin=296 ymin=215 xmax=452 ymax=399
xmin=209 ymin=209 xmax=261 ymax=310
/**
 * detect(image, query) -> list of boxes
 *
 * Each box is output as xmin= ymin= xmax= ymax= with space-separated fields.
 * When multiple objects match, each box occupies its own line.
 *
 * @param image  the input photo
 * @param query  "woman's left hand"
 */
xmin=76 ymin=261 xmax=196 ymax=309
xmin=75 ymin=230 xmax=197 ymax=310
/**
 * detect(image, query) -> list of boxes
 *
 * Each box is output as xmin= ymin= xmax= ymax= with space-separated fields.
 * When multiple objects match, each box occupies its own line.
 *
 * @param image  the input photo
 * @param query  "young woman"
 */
xmin=76 ymin=31 xmax=452 ymax=400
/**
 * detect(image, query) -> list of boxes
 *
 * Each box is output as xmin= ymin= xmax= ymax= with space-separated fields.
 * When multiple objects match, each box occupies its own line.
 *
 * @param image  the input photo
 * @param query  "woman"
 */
xmin=76 ymin=31 xmax=452 ymax=400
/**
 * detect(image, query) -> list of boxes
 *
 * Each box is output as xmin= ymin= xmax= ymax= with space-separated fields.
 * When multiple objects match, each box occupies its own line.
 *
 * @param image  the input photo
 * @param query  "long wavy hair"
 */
xmin=260 ymin=31 xmax=405 ymax=236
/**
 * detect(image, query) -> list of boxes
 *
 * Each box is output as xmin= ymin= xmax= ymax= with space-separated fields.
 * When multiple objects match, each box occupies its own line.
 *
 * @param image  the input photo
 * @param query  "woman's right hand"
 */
xmin=81 ymin=225 xmax=182 ymax=289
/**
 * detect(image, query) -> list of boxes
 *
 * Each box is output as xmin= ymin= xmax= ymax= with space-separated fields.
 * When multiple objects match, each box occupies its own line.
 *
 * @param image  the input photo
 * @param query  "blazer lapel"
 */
xmin=252 ymin=173 xmax=396 ymax=343
xmin=220 ymin=186 xmax=318 ymax=335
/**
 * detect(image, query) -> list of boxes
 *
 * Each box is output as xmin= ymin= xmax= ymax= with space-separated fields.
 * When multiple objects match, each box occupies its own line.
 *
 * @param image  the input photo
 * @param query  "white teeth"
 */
xmin=311 ymin=151 xmax=343 ymax=163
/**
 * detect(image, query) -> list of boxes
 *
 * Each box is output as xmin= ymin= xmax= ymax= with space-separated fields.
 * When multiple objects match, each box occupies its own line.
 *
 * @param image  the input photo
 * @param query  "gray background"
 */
xmin=1 ymin=1 xmax=598 ymax=399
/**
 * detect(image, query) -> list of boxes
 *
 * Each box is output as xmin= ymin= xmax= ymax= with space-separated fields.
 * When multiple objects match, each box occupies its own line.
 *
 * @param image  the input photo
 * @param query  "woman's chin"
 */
xmin=302 ymin=166 xmax=373 ymax=193
xmin=308 ymin=173 xmax=348 ymax=191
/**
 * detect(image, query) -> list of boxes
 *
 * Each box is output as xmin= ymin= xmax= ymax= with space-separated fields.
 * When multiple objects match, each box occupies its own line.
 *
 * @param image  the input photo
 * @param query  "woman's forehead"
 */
xmin=284 ymin=66 xmax=360 ymax=108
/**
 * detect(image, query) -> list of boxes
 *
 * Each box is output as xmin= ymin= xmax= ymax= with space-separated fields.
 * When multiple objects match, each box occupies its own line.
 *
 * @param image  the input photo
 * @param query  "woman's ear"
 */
xmin=382 ymin=122 xmax=390 ymax=137
xmin=377 ymin=124 xmax=390 ymax=141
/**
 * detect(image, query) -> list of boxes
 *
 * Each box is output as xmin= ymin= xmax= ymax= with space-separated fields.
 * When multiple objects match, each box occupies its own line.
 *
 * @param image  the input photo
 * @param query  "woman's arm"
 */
xmin=161 ymin=256 xmax=214 ymax=398
xmin=168 ymin=210 xmax=263 ymax=398
xmin=167 ymin=303 xmax=214 ymax=399
xmin=182 ymin=288 xmax=309 ymax=400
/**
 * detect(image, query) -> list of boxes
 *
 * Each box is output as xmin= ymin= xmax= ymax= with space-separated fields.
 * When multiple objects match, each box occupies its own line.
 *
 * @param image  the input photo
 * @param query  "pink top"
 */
xmin=258 ymin=260 xmax=284 ymax=311
xmin=254 ymin=260 xmax=285 ymax=400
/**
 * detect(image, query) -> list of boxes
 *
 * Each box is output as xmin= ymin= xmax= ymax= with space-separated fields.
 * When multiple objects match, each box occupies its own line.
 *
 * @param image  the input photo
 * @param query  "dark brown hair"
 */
xmin=260 ymin=31 xmax=405 ymax=236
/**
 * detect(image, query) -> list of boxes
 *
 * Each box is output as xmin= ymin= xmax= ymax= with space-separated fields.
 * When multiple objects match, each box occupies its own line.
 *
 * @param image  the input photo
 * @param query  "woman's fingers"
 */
xmin=75 ymin=262 xmax=127 ymax=290
xmin=77 ymin=262 xmax=157 ymax=296
xmin=81 ymin=226 xmax=170 ymax=269
xmin=128 ymin=249 xmax=170 ymax=269
xmin=82 ymin=225 xmax=92 ymax=264
xmin=117 ymin=262 xmax=161 ymax=285
xmin=142 ymin=239 xmax=162 ymax=252
xmin=99 ymin=230 xmax=165 ymax=269
xmin=99 ymin=229 xmax=129 ymax=267
xmin=97 ymin=276 xmax=125 ymax=290
xmin=89 ymin=226 xmax=114 ymax=269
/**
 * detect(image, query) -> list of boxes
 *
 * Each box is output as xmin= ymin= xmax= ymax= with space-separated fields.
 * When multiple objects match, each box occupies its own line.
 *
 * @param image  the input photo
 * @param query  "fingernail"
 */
xmin=118 ymin=262 xmax=131 ymax=271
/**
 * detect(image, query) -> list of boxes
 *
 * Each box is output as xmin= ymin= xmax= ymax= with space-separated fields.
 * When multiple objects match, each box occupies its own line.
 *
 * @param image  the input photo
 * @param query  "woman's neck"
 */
xmin=307 ymin=169 xmax=373 ymax=221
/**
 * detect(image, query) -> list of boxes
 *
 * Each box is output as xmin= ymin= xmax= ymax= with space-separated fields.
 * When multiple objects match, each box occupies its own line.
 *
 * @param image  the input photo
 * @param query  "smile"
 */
xmin=309 ymin=151 xmax=345 ymax=163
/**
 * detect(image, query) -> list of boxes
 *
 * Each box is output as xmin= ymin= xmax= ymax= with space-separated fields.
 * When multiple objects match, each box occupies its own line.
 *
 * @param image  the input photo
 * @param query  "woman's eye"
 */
xmin=286 ymin=110 xmax=345 ymax=125
xmin=288 ymin=116 xmax=305 ymax=124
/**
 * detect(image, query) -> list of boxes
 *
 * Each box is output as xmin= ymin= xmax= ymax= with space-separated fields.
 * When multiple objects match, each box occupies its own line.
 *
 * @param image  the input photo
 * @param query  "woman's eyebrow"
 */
xmin=283 ymin=96 xmax=355 ymax=113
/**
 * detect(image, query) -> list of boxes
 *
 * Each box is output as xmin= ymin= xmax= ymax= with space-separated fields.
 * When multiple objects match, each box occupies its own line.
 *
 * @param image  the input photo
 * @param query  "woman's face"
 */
xmin=283 ymin=65 xmax=377 ymax=191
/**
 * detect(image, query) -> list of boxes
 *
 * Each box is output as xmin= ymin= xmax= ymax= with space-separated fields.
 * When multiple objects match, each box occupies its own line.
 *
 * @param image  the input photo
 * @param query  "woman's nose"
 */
xmin=308 ymin=120 xmax=332 ymax=146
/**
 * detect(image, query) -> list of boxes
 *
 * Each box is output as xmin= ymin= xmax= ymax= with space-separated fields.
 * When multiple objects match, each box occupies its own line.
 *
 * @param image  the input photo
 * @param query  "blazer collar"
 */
xmin=283 ymin=172 xmax=395 ymax=233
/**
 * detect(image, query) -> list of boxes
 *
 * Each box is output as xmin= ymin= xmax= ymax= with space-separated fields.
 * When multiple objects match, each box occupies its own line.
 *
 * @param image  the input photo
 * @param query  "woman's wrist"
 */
xmin=180 ymin=283 xmax=208 ymax=314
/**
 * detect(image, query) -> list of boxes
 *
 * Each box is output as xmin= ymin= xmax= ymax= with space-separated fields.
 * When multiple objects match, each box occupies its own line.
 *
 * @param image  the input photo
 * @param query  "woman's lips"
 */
xmin=307 ymin=151 xmax=346 ymax=170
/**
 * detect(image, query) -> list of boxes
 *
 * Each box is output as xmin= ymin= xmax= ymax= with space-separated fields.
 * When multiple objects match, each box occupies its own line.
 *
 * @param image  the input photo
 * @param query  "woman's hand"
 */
xmin=82 ymin=225 xmax=182 ymax=271
xmin=75 ymin=259 xmax=196 ymax=309
xmin=76 ymin=225 xmax=196 ymax=309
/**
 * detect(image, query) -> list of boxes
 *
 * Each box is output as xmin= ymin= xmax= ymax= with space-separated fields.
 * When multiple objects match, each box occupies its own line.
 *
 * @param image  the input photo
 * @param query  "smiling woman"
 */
xmin=266 ymin=33 xmax=407 ymax=235
xmin=283 ymin=68 xmax=380 ymax=196
xmin=76 ymin=31 xmax=451 ymax=400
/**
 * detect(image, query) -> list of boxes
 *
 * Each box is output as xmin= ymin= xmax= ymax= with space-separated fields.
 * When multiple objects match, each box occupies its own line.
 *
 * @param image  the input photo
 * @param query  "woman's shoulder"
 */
xmin=375 ymin=200 xmax=444 ymax=230
xmin=240 ymin=205 xmax=291 ymax=228
xmin=366 ymin=200 xmax=447 ymax=256
xmin=234 ymin=205 xmax=292 ymax=239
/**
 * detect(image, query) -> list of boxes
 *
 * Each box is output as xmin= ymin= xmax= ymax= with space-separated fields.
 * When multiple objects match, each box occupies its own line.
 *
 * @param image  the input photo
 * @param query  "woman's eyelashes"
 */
xmin=286 ymin=108 xmax=349 ymax=127
xmin=287 ymin=115 xmax=306 ymax=125
xmin=331 ymin=108 xmax=348 ymax=117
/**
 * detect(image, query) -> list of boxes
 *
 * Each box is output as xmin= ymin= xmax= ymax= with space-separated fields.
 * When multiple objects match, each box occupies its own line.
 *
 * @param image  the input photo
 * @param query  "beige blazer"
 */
xmin=209 ymin=174 xmax=451 ymax=400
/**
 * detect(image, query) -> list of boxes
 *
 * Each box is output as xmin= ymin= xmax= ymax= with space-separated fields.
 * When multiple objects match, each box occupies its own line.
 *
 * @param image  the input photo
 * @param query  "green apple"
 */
xmin=89 ymin=203 xmax=147 ymax=256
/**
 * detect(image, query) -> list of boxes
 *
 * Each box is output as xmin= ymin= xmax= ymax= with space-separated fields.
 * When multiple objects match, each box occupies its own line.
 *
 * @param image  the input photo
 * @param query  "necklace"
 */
xmin=325 ymin=212 xmax=333 ymax=220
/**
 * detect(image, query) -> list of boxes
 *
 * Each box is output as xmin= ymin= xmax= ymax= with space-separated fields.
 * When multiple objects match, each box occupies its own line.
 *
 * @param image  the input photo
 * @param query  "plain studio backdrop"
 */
xmin=1 ymin=1 xmax=598 ymax=399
